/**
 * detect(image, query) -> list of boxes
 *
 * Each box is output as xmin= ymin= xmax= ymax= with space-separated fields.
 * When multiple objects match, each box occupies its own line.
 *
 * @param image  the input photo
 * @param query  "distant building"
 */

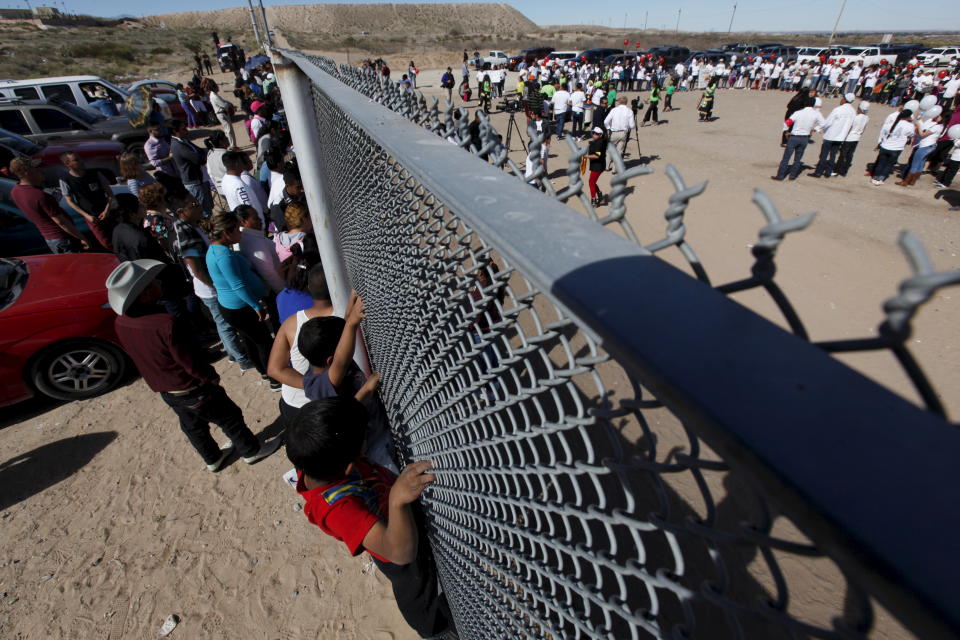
xmin=33 ymin=7 xmax=62 ymax=18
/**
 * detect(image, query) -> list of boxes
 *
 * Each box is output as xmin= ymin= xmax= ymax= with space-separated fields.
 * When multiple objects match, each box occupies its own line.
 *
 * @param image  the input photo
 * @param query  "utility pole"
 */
xmin=828 ymin=0 xmax=847 ymax=46
xmin=258 ymin=0 xmax=272 ymax=48
xmin=728 ymin=3 xmax=738 ymax=34
xmin=675 ymin=8 xmax=681 ymax=34
xmin=246 ymin=0 xmax=261 ymax=49
xmin=643 ymin=11 xmax=648 ymax=30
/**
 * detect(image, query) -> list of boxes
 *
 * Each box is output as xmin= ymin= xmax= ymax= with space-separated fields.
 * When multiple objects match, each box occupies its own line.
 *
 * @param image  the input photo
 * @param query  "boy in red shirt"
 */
xmin=287 ymin=397 xmax=452 ymax=638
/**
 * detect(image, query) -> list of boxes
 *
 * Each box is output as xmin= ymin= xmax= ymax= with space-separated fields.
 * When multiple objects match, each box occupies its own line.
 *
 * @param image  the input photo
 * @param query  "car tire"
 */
xmin=123 ymin=141 xmax=149 ymax=166
xmin=30 ymin=339 xmax=127 ymax=402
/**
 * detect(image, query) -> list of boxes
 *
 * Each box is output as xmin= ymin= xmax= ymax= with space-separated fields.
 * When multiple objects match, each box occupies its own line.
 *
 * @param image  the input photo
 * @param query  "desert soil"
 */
xmin=2 ymin=44 xmax=957 ymax=640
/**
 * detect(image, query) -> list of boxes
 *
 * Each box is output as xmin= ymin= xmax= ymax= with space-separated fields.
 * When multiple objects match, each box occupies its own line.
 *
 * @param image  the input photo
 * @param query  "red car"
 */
xmin=0 ymin=127 xmax=123 ymax=185
xmin=0 ymin=253 xmax=127 ymax=406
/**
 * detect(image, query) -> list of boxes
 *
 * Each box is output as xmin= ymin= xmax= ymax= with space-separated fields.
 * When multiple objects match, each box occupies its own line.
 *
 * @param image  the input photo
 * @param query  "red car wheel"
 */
xmin=30 ymin=339 xmax=127 ymax=402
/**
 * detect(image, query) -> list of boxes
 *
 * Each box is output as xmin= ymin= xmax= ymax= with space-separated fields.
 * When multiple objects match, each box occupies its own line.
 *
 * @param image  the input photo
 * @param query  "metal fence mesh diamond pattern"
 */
xmin=277 ymin=50 xmax=958 ymax=640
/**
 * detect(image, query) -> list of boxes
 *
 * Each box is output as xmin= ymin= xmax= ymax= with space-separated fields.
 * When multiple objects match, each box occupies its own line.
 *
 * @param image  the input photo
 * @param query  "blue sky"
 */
xmin=12 ymin=0 xmax=960 ymax=33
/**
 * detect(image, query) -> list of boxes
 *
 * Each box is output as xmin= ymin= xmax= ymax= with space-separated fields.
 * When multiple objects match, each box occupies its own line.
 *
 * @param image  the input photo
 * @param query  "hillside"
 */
xmin=145 ymin=3 xmax=537 ymax=37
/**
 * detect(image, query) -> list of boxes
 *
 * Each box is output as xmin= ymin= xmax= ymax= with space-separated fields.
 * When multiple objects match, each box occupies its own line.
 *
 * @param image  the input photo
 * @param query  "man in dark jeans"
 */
xmin=107 ymin=259 xmax=281 ymax=472
xmin=8 ymin=156 xmax=89 ymax=253
xmin=170 ymin=119 xmax=213 ymax=217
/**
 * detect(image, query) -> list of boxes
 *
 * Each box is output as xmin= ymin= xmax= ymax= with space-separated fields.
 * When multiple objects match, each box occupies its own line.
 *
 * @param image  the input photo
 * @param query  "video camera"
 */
xmin=630 ymin=97 xmax=644 ymax=113
xmin=498 ymin=97 xmax=523 ymax=113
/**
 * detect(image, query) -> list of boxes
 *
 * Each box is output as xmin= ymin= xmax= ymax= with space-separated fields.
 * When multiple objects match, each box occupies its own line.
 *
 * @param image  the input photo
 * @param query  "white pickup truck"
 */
xmin=473 ymin=51 xmax=509 ymax=68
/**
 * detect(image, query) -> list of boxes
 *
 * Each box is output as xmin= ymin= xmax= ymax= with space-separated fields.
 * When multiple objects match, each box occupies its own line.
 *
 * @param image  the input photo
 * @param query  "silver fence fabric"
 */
xmin=277 ymin=49 xmax=960 ymax=639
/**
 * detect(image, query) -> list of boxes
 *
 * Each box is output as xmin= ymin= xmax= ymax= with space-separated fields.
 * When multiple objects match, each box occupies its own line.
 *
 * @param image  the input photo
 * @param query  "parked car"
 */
xmin=472 ymin=51 xmax=510 ymax=68
xmin=216 ymin=43 xmax=243 ymax=72
xmin=0 ymin=128 xmax=121 ymax=186
xmin=124 ymin=79 xmax=178 ymax=93
xmin=507 ymin=47 xmax=555 ymax=71
xmin=0 ymin=98 xmax=148 ymax=160
xmin=603 ymin=51 xmax=646 ymax=66
xmin=0 ymin=176 xmax=130 ymax=257
xmin=0 ymin=76 xmax=128 ymax=116
xmin=796 ymin=46 xmax=848 ymax=64
xmin=646 ymin=46 xmax=692 ymax=66
xmin=580 ymin=48 xmax=626 ymax=64
xmin=841 ymin=46 xmax=901 ymax=67
xmin=547 ymin=51 xmax=581 ymax=62
xmin=758 ymin=46 xmax=800 ymax=63
xmin=0 ymin=253 xmax=127 ymax=406
xmin=148 ymin=89 xmax=187 ymax=121
xmin=918 ymin=46 xmax=960 ymax=67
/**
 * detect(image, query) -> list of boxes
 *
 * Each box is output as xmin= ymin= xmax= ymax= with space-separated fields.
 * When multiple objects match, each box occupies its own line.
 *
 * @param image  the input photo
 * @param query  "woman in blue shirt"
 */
xmin=206 ymin=211 xmax=279 ymax=391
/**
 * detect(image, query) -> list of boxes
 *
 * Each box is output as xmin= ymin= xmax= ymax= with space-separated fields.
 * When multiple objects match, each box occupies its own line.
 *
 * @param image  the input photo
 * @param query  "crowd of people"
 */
xmin=10 ymin=46 xmax=455 ymax=640
xmin=437 ymin=49 xmax=960 ymax=206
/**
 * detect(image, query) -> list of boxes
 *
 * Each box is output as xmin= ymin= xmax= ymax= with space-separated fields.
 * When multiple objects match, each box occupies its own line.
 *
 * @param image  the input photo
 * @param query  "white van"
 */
xmin=0 ymin=76 xmax=128 ymax=116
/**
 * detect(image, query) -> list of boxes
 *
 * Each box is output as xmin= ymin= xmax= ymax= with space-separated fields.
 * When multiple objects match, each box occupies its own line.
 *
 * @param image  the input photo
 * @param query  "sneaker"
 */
xmin=933 ymin=181 xmax=946 ymax=188
xmin=871 ymin=179 xmax=883 ymax=186
xmin=244 ymin=438 xmax=282 ymax=465
xmin=206 ymin=444 xmax=233 ymax=472
xmin=237 ymin=360 xmax=254 ymax=372
xmin=269 ymin=380 xmax=282 ymax=392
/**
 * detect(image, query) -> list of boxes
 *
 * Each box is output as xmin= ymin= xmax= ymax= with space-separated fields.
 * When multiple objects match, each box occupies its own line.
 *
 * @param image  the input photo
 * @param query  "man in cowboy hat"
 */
xmin=107 ymin=259 xmax=281 ymax=472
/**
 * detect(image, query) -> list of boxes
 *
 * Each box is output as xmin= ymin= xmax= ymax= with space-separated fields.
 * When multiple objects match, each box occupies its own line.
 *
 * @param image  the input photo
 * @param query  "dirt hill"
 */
xmin=145 ymin=3 xmax=538 ymax=37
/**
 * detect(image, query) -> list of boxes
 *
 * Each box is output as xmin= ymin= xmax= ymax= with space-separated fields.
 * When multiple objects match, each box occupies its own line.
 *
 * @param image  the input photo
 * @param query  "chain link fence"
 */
xmin=273 ymin=49 xmax=960 ymax=640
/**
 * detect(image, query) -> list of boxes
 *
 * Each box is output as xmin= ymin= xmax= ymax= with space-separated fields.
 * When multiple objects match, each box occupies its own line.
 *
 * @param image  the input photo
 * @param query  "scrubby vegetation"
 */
xmin=0 ymin=22 xmax=259 ymax=83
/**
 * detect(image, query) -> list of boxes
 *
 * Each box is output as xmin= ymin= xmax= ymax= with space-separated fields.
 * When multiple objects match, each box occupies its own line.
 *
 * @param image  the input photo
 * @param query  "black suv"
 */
xmin=647 ymin=46 xmax=691 ymax=65
xmin=580 ymin=48 xmax=625 ymax=64
xmin=507 ymin=47 xmax=555 ymax=71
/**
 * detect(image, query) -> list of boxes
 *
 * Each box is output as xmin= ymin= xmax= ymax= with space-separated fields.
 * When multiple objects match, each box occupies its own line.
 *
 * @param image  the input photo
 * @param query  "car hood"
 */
xmin=5 ymin=253 xmax=118 ymax=317
xmin=43 ymin=139 xmax=124 ymax=155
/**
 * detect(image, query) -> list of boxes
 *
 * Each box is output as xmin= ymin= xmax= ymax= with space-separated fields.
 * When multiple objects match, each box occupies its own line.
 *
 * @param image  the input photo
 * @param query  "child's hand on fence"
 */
xmin=355 ymin=371 xmax=381 ymax=403
xmin=346 ymin=291 xmax=366 ymax=327
xmin=390 ymin=460 xmax=435 ymax=506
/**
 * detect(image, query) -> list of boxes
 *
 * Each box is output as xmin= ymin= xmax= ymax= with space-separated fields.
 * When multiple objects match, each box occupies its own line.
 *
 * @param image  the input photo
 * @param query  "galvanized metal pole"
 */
xmin=728 ymin=3 xmax=737 ymax=34
xmin=270 ymin=51 xmax=370 ymax=372
xmin=246 ymin=0 xmax=261 ymax=49
xmin=258 ymin=0 xmax=272 ymax=48
xmin=675 ymin=8 xmax=681 ymax=34
xmin=828 ymin=0 xmax=847 ymax=45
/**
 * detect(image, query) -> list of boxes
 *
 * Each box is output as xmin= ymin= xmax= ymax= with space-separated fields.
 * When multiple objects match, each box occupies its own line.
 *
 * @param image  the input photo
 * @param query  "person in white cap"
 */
xmin=772 ymin=96 xmax=825 ymax=181
xmin=836 ymin=101 xmax=870 ymax=177
xmin=810 ymin=92 xmax=857 ymax=178
xmin=107 ymin=259 xmax=281 ymax=472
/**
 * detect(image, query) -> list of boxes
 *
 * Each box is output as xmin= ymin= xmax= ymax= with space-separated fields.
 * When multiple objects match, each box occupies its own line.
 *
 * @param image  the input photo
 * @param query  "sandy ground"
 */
xmin=2 ymin=51 xmax=958 ymax=640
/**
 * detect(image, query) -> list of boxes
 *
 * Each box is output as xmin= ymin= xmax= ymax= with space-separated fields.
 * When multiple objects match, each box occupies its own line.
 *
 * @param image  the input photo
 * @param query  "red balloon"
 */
xmin=623 ymin=39 xmax=629 ymax=46
xmin=880 ymin=58 xmax=888 ymax=65
xmin=940 ymin=69 xmax=950 ymax=78
xmin=840 ymin=57 xmax=846 ymax=63
xmin=828 ymin=57 xmax=834 ymax=63
xmin=659 ymin=56 xmax=665 ymax=63
xmin=635 ymin=41 xmax=641 ymax=47
xmin=819 ymin=55 xmax=826 ymax=62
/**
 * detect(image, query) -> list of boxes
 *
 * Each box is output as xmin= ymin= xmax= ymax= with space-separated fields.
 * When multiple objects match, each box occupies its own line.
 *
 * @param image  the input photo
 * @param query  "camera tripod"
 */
xmin=504 ymin=111 xmax=527 ymax=153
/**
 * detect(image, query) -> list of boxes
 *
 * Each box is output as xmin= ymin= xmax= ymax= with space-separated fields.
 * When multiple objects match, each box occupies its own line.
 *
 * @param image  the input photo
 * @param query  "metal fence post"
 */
xmin=270 ymin=50 xmax=370 ymax=372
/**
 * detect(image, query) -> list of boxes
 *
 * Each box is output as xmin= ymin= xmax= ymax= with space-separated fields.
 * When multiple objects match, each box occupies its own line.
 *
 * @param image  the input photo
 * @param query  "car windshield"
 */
xmin=0 ymin=257 xmax=27 ymax=312
xmin=847 ymin=47 xmax=868 ymax=55
xmin=48 ymin=98 xmax=103 ymax=124
xmin=0 ymin=128 xmax=42 ymax=154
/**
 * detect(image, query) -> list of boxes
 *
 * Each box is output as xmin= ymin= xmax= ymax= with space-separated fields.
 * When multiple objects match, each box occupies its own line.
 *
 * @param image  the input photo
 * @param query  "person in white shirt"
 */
xmin=811 ymin=92 xmax=857 ymax=177
xmin=844 ymin=62 xmax=863 ymax=96
xmin=896 ymin=112 xmax=944 ymax=186
xmin=773 ymin=97 xmax=825 ymax=180
xmin=221 ymin=151 xmax=268 ymax=227
xmin=236 ymin=204 xmax=285 ymax=296
xmin=871 ymin=108 xmax=917 ymax=185
xmin=569 ymin=84 xmax=586 ymax=137
xmin=551 ymin=83 xmax=571 ymax=139
xmin=836 ymin=101 xmax=870 ymax=177
xmin=942 ymin=74 xmax=960 ymax=111
xmin=603 ymin=96 xmax=636 ymax=168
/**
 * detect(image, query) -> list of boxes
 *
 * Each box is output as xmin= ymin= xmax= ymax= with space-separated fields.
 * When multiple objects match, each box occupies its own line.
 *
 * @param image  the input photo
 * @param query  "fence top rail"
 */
xmin=274 ymin=47 xmax=960 ymax=637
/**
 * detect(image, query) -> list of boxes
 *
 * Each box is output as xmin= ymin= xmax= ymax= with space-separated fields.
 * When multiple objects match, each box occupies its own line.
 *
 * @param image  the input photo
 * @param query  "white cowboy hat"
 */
xmin=105 ymin=259 xmax=165 ymax=316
